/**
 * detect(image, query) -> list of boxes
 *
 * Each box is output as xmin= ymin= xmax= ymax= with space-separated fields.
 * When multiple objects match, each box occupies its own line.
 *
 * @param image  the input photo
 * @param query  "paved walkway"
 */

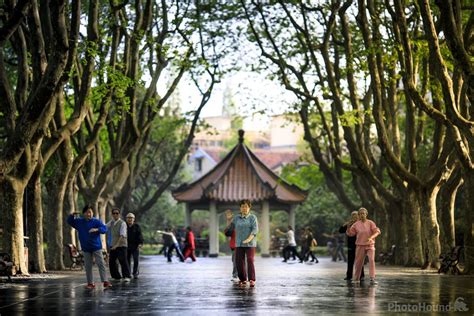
xmin=0 ymin=256 xmax=473 ymax=315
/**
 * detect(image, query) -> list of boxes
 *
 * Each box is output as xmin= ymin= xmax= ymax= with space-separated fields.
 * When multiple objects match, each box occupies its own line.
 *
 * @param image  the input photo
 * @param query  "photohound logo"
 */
xmin=388 ymin=297 xmax=469 ymax=313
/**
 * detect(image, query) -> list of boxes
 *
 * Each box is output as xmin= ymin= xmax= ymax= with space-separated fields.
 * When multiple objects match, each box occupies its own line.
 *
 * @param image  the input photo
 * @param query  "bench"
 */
xmin=379 ymin=245 xmax=396 ymax=265
xmin=438 ymin=246 xmax=462 ymax=274
xmin=65 ymin=244 xmax=84 ymax=270
xmin=194 ymin=238 xmax=209 ymax=257
xmin=0 ymin=252 xmax=14 ymax=281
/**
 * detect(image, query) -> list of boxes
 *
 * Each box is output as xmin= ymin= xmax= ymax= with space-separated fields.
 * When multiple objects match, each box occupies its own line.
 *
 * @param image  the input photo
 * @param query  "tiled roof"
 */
xmin=173 ymin=131 xmax=307 ymax=204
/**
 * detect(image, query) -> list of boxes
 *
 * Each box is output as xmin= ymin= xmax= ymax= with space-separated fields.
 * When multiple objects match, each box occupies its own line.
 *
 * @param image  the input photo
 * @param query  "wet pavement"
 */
xmin=0 ymin=256 xmax=473 ymax=315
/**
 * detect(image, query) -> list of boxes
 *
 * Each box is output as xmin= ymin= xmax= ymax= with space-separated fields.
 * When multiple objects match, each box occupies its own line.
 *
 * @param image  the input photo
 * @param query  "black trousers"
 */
xmin=283 ymin=245 xmax=301 ymax=261
xmin=127 ymin=248 xmax=140 ymax=276
xmin=347 ymin=247 xmax=364 ymax=279
xmin=109 ymin=247 xmax=131 ymax=279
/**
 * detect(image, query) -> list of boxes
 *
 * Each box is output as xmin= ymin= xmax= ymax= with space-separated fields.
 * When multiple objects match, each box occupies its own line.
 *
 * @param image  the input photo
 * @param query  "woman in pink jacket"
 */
xmin=347 ymin=207 xmax=381 ymax=284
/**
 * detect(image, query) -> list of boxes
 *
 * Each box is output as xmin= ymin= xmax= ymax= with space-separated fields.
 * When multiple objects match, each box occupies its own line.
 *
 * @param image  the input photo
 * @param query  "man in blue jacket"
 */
xmin=67 ymin=205 xmax=112 ymax=289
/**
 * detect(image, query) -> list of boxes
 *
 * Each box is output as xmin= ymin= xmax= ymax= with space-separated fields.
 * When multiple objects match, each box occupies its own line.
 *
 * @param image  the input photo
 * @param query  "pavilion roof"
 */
xmin=172 ymin=130 xmax=308 ymax=204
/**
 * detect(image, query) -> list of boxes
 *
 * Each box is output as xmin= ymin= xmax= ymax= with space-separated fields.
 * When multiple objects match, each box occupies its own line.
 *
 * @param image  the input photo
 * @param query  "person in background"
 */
xmin=106 ymin=208 xmax=131 ymax=282
xmin=347 ymin=207 xmax=381 ymax=284
xmin=67 ymin=205 xmax=112 ymax=289
xmin=234 ymin=200 xmax=258 ymax=287
xmin=157 ymin=228 xmax=185 ymax=263
xmin=224 ymin=209 xmax=238 ymax=281
xmin=339 ymin=211 xmax=364 ymax=281
xmin=183 ymin=226 xmax=197 ymax=262
xmin=301 ymin=227 xmax=319 ymax=263
xmin=276 ymin=226 xmax=302 ymax=263
xmin=126 ymin=212 xmax=144 ymax=279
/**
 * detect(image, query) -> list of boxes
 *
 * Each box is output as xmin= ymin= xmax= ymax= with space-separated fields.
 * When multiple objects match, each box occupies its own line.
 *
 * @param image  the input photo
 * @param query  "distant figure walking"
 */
xmin=301 ymin=227 xmax=319 ymax=263
xmin=106 ymin=208 xmax=132 ymax=282
xmin=157 ymin=228 xmax=185 ymax=262
xmin=339 ymin=211 xmax=364 ymax=281
xmin=276 ymin=226 xmax=302 ymax=263
xmin=183 ymin=226 xmax=197 ymax=262
xmin=67 ymin=205 xmax=112 ymax=289
xmin=126 ymin=212 xmax=144 ymax=279
xmin=347 ymin=207 xmax=381 ymax=284
xmin=224 ymin=209 xmax=238 ymax=281
xmin=234 ymin=200 xmax=258 ymax=287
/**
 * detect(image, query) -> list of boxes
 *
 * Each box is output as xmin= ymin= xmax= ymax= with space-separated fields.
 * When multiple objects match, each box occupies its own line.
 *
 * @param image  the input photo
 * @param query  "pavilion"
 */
xmin=172 ymin=130 xmax=308 ymax=257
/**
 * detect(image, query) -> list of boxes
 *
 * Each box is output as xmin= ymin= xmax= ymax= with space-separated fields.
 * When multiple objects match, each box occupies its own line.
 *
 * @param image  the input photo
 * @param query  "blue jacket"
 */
xmin=67 ymin=214 xmax=107 ymax=252
xmin=233 ymin=213 xmax=258 ymax=247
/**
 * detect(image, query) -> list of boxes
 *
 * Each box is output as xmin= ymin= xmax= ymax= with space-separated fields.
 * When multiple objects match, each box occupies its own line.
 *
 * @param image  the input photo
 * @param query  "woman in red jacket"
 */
xmin=183 ymin=226 xmax=197 ymax=262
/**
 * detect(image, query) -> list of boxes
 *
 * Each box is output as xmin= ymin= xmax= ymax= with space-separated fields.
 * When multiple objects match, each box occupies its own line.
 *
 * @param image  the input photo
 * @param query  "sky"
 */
xmin=177 ymin=70 xmax=297 ymax=131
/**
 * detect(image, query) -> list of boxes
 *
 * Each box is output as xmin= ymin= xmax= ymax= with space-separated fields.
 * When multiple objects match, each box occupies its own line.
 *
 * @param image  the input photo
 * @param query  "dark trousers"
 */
xmin=109 ymin=247 xmax=131 ymax=279
xmin=127 ymin=248 xmax=140 ymax=276
xmin=236 ymin=247 xmax=256 ymax=282
xmin=283 ymin=245 xmax=301 ymax=261
xmin=347 ymin=247 xmax=364 ymax=279
xmin=167 ymin=243 xmax=184 ymax=262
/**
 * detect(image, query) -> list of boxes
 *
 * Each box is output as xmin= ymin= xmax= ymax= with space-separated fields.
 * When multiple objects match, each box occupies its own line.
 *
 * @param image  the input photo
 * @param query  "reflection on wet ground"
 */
xmin=0 ymin=256 xmax=473 ymax=315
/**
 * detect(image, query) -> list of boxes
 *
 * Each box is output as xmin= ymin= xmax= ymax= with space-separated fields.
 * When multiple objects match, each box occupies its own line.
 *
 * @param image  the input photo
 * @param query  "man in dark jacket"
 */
xmin=126 ymin=212 xmax=144 ymax=279
xmin=339 ymin=211 xmax=365 ymax=281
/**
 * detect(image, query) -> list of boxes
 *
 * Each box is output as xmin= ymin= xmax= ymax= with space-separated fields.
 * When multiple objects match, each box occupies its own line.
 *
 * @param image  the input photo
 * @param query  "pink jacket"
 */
xmin=347 ymin=220 xmax=381 ymax=246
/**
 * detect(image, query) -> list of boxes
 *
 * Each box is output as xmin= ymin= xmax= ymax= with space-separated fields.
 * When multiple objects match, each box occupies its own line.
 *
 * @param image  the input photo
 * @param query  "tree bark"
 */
xmin=403 ymin=189 xmax=424 ymax=266
xmin=438 ymin=169 xmax=462 ymax=254
xmin=418 ymin=186 xmax=442 ymax=269
xmin=26 ymin=169 xmax=47 ymax=273
xmin=0 ymin=177 xmax=28 ymax=275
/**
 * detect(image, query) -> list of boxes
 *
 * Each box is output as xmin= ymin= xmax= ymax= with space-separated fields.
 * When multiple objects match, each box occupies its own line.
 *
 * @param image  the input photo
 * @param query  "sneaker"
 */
xmin=238 ymin=281 xmax=247 ymax=287
xmin=344 ymin=277 xmax=352 ymax=281
xmin=231 ymin=277 xmax=239 ymax=282
xmin=370 ymin=278 xmax=378 ymax=284
xmin=103 ymin=281 xmax=112 ymax=288
xmin=85 ymin=283 xmax=95 ymax=289
xmin=282 ymin=260 xmax=287 ymax=263
xmin=123 ymin=278 xmax=131 ymax=282
xmin=249 ymin=280 xmax=255 ymax=288
xmin=133 ymin=275 xmax=138 ymax=279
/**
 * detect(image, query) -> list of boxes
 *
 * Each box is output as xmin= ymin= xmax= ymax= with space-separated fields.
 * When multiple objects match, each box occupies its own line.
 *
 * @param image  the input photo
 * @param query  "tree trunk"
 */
xmin=0 ymin=177 xmax=28 ymax=275
xmin=438 ymin=170 xmax=462 ymax=254
xmin=462 ymin=170 xmax=474 ymax=274
xmin=26 ymin=169 xmax=47 ymax=273
xmin=403 ymin=189 xmax=424 ymax=266
xmin=418 ymin=186 xmax=442 ymax=269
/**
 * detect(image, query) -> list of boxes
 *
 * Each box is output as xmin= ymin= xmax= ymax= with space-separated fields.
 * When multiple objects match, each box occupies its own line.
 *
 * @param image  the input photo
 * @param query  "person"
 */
xmin=183 ymin=226 xmax=197 ymax=262
xmin=301 ymin=227 xmax=319 ymax=263
xmin=106 ymin=208 xmax=132 ymax=281
xmin=339 ymin=211 xmax=365 ymax=281
xmin=224 ymin=209 xmax=238 ymax=281
xmin=233 ymin=199 xmax=258 ymax=287
xmin=157 ymin=228 xmax=185 ymax=262
xmin=276 ymin=226 xmax=302 ymax=263
xmin=67 ymin=205 xmax=112 ymax=289
xmin=126 ymin=212 xmax=144 ymax=279
xmin=323 ymin=230 xmax=345 ymax=261
xmin=347 ymin=207 xmax=381 ymax=284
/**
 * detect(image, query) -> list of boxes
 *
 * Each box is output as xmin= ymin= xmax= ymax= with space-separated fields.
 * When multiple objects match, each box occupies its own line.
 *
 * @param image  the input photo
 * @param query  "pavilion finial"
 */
xmin=238 ymin=129 xmax=245 ymax=143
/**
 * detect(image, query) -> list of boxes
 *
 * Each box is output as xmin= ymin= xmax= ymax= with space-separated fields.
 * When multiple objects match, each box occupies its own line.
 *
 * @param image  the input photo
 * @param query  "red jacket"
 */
xmin=185 ymin=231 xmax=195 ymax=249
xmin=224 ymin=223 xmax=236 ymax=250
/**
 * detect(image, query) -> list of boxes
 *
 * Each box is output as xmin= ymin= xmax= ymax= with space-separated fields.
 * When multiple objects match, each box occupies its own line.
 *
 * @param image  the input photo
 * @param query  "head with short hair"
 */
xmin=358 ymin=207 xmax=368 ymax=220
xmin=351 ymin=210 xmax=359 ymax=221
xmin=239 ymin=199 xmax=252 ymax=216
xmin=186 ymin=226 xmax=192 ymax=232
xmin=82 ymin=204 xmax=94 ymax=220
xmin=126 ymin=212 xmax=135 ymax=225
xmin=288 ymin=225 xmax=293 ymax=231
xmin=111 ymin=208 xmax=121 ymax=220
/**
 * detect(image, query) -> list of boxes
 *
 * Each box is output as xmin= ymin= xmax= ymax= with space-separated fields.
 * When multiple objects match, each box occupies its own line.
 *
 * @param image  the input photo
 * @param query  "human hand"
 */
xmin=367 ymin=237 xmax=373 ymax=243
xmin=89 ymin=228 xmax=98 ymax=233
xmin=138 ymin=244 xmax=143 ymax=249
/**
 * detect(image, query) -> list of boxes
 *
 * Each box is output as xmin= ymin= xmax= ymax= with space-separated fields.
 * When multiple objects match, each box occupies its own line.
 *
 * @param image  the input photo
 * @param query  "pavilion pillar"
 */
xmin=289 ymin=205 xmax=296 ymax=229
xmin=184 ymin=203 xmax=192 ymax=227
xmin=261 ymin=201 xmax=270 ymax=257
xmin=209 ymin=201 xmax=219 ymax=257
